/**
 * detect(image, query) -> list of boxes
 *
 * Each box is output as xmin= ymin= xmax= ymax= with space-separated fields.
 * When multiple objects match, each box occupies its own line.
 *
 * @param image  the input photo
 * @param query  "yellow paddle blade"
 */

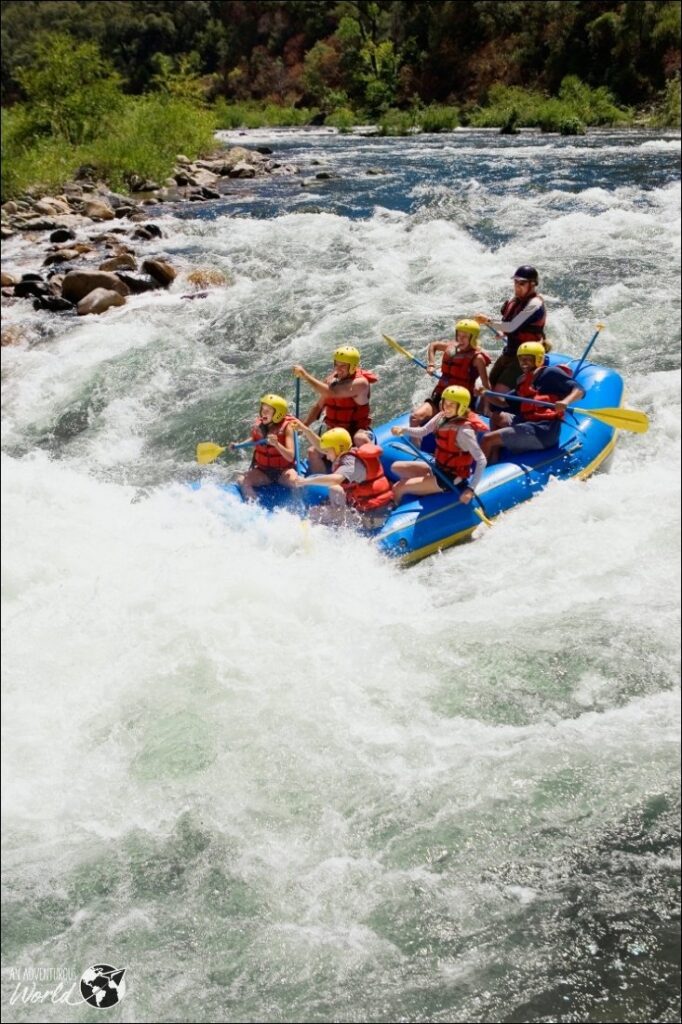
xmin=473 ymin=506 xmax=494 ymax=528
xmin=574 ymin=406 xmax=650 ymax=434
xmin=382 ymin=333 xmax=417 ymax=362
xmin=196 ymin=442 xmax=226 ymax=464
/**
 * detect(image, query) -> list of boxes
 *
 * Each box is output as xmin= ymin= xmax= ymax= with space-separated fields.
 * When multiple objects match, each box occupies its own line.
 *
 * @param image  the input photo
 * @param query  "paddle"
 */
xmin=573 ymin=322 xmax=605 ymax=376
xmin=293 ymin=378 xmax=303 ymax=473
xmin=196 ymin=439 xmax=264 ymax=464
xmin=392 ymin=437 xmax=493 ymax=527
xmin=382 ymin=334 xmax=440 ymax=377
xmin=482 ymin=391 xmax=649 ymax=433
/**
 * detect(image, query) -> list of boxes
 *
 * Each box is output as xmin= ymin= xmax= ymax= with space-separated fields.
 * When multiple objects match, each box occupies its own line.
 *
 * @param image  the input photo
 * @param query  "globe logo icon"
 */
xmin=79 ymin=964 xmax=126 ymax=1008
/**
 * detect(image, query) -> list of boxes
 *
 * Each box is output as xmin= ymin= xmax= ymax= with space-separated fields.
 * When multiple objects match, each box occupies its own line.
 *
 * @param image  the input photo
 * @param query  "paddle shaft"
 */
xmin=293 ymin=378 xmax=302 ymax=472
xmin=573 ymin=324 xmax=604 ymax=376
xmin=397 ymin=437 xmax=492 ymax=523
xmin=482 ymin=390 xmax=648 ymax=432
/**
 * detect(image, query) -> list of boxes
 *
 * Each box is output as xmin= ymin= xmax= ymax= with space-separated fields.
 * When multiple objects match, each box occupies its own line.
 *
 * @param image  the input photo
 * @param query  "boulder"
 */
xmin=43 ymin=249 xmax=82 ymax=266
xmin=229 ymin=162 xmax=256 ymax=179
xmin=115 ymin=272 xmax=161 ymax=294
xmin=34 ymin=197 xmax=71 ymax=215
xmin=33 ymin=296 xmax=75 ymax=313
xmin=83 ymin=198 xmax=115 ymax=221
xmin=14 ymin=280 xmax=50 ymax=299
xmin=77 ymin=288 xmax=126 ymax=315
xmin=142 ymin=259 xmax=177 ymax=286
xmin=98 ymin=253 xmax=137 ymax=272
xmin=62 ymin=270 xmax=130 ymax=303
xmin=49 ymin=228 xmax=77 ymax=243
xmin=1 ymin=271 xmax=18 ymax=287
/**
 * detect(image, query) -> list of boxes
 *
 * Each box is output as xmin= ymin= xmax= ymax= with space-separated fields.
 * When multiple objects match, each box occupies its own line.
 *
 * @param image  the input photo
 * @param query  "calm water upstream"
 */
xmin=1 ymin=128 xmax=680 ymax=1023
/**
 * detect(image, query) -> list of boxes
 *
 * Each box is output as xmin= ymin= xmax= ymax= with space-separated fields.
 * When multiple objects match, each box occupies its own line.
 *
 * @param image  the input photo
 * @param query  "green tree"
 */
xmin=14 ymin=33 xmax=124 ymax=144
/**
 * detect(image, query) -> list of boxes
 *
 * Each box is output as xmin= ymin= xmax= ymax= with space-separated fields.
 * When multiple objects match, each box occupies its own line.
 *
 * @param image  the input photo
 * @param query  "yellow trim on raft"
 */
xmin=575 ymin=433 xmax=618 ymax=479
xmin=395 ymin=432 xmax=619 ymax=566
xmin=399 ymin=525 xmax=478 ymax=566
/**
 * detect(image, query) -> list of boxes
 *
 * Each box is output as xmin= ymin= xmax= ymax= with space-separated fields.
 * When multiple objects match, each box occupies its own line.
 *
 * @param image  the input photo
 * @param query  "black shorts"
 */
xmin=436 ymin=470 xmax=470 ymax=494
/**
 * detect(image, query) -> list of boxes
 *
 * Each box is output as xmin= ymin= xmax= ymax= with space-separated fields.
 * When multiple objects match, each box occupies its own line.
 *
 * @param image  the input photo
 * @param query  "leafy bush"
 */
xmin=559 ymin=117 xmax=587 ymax=136
xmin=651 ymin=75 xmax=681 ymax=127
xmin=418 ymin=104 xmax=459 ymax=132
xmin=2 ymin=94 xmax=216 ymax=199
xmin=326 ymin=107 xmax=358 ymax=131
xmin=378 ymin=108 xmax=417 ymax=136
xmin=469 ymin=78 xmax=631 ymax=130
xmin=213 ymin=100 xmax=315 ymax=129
xmin=81 ymin=95 xmax=217 ymax=190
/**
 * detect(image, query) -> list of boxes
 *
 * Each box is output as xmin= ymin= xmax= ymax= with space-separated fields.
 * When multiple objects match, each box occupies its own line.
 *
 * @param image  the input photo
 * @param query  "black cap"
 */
xmin=512 ymin=265 xmax=539 ymax=284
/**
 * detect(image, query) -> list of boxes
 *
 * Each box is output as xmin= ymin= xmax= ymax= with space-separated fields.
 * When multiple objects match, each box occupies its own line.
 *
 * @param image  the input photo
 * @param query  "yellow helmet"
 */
xmin=454 ymin=319 xmax=481 ymax=347
xmin=440 ymin=385 xmax=471 ymax=417
xmin=320 ymin=427 xmax=352 ymax=456
xmin=333 ymin=345 xmax=361 ymax=371
xmin=517 ymin=341 xmax=546 ymax=368
xmin=259 ymin=393 xmax=288 ymax=423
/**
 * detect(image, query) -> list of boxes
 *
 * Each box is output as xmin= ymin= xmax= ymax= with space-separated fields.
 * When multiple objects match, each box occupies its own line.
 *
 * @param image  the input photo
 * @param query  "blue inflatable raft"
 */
xmin=196 ymin=355 xmax=623 ymax=566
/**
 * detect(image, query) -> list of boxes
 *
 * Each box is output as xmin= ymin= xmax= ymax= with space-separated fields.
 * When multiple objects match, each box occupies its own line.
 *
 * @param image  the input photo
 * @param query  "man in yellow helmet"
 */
xmin=293 ymin=345 xmax=377 ymax=472
xmin=291 ymin=421 xmax=393 ymax=527
xmin=481 ymin=342 xmax=585 ymax=464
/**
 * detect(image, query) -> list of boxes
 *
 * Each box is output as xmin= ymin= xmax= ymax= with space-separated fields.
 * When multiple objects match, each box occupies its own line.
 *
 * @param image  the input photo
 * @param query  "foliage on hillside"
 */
xmin=1 ymin=3 xmax=679 ymax=200
xmin=2 ymin=0 xmax=680 ymax=113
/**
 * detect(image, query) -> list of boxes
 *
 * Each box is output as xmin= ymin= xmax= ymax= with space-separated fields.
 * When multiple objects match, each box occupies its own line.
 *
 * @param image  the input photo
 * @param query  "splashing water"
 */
xmin=1 ymin=129 xmax=680 ymax=1023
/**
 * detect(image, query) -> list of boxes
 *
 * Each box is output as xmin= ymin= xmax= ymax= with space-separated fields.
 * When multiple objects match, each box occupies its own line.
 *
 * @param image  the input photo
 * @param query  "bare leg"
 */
xmin=237 ymin=467 xmax=273 ymax=500
xmin=390 ymin=461 xmax=439 ymax=503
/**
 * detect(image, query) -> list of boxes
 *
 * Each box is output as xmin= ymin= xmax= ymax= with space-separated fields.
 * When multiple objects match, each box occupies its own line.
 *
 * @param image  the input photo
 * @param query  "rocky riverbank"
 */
xmin=1 ymin=144 xmax=298 ymax=343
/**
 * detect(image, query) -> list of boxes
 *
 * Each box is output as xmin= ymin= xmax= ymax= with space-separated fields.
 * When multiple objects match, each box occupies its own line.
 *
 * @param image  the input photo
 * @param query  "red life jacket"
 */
xmin=434 ymin=346 xmax=492 ymax=398
xmin=324 ymin=369 xmax=376 ymax=433
xmin=251 ymin=415 xmax=295 ymax=471
xmin=339 ymin=443 xmax=393 ymax=512
xmin=516 ymin=372 xmax=566 ymax=422
xmin=501 ymin=292 xmax=546 ymax=354
xmin=434 ymin=411 xmax=488 ymax=477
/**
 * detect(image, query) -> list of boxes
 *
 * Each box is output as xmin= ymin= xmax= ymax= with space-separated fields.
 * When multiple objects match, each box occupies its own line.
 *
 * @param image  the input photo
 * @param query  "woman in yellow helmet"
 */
xmin=482 ymin=342 xmax=585 ymax=464
xmin=411 ymin=319 xmax=492 ymax=431
xmin=233 ymin=394 xmax=299 ymax=500
xmin=293 ymin=345 xmax=377 ymax=473
xmin=390 ymin=386 xmax=488 ymax=504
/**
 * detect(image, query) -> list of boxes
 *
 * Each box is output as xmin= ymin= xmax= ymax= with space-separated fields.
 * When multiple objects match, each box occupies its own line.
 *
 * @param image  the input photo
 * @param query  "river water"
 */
xmin=1 ymin=128 xmax=680 ymax=1023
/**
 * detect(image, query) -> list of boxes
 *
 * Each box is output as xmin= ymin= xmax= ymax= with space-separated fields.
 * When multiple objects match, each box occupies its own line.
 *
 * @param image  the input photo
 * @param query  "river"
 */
xmin=1 ymin=127 xmax=680 ymax=1023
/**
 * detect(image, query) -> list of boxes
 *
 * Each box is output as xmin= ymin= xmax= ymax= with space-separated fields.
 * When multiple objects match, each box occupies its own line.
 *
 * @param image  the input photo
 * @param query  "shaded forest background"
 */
xmin=3 ymin=0 xmax=680 ymax=111
xmin=2 ymin=1 xmax=679 ymax=200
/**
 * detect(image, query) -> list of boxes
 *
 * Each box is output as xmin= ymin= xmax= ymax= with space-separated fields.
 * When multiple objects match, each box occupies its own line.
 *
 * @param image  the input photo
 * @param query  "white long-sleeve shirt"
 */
xmin=488 ymin=294 xmax=545 ymax=335
xmin=401 ymin=414 xmax=487 ymax=491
